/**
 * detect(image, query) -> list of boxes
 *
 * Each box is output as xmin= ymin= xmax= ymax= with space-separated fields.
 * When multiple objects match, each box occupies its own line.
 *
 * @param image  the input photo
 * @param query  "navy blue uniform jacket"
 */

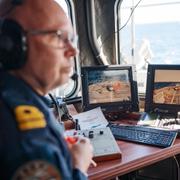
xmin=0 ymin=71 xmax=87 ymax=180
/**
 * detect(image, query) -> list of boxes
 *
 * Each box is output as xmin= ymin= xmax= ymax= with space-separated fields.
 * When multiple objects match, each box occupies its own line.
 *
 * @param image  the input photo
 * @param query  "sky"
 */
xmin=121 ymin=0 xmax=180 ymax=24
xmin=55 ymin=0 xmax=180 ymax=24
xmin=56 ymin=0 xmax=180 ymax=24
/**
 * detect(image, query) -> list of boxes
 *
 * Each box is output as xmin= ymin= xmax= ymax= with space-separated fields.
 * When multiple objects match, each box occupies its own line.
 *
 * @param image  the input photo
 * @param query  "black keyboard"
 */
xmin=108 ymin=123 xmax=177 ymax=148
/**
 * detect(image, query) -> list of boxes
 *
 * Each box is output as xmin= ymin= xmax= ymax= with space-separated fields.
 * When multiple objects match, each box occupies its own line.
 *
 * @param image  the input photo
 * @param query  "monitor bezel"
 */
xmin=81 ymin=65 xmax=139 ymax=113
xmin=145 ymin=64 xmax=180 ymax=114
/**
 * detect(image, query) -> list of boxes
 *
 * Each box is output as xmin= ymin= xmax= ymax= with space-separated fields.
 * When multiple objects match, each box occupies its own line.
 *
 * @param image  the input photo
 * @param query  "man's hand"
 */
xmin=68 ymin=137 xmax=94 ymax=175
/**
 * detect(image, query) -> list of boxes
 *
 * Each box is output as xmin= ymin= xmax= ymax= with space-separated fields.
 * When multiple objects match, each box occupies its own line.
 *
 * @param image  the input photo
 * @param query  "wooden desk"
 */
xmin=67 ymin=106 xmax=180 ymax=179
xmin=88 ymin=138 xmax=180 ymax=180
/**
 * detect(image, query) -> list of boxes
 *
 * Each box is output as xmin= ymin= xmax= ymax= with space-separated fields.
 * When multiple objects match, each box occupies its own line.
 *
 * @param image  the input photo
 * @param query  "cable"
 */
xmin=173 ymin=155 xmax=180 ymax=180
xmin=48 ymin=93 xmax=74 ymax=122
xmin=100 ymin=0 xmax=143 ymax=49
xmin=119 ymin=0 xmax=143 ymax=32
xmin=48 ymin=93 xmax=62 ymax=123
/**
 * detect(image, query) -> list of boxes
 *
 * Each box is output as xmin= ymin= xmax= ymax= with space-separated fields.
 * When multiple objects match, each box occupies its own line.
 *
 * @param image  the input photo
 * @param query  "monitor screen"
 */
xmin=81 ymin=65 xmax=139 ymax=113
xmin=145 ymin=64 xmax=180 ymax=115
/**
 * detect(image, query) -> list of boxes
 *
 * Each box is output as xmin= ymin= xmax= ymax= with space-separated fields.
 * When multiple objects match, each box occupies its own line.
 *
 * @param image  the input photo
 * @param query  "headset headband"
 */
xmin=11 ymin=0 xmax=23 ymax=5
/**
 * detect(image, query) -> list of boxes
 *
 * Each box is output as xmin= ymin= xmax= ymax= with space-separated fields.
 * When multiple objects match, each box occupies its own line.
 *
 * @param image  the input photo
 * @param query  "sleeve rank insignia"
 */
xmin=14 ymin=105 xmax=47 ymax=130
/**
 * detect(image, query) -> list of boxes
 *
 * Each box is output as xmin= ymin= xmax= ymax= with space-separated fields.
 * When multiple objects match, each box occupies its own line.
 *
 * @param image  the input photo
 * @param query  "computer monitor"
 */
xmin=145 ymin=64 xmax=180 ymax=115
xmin=81 ymin=65 xmax=139 ymax=113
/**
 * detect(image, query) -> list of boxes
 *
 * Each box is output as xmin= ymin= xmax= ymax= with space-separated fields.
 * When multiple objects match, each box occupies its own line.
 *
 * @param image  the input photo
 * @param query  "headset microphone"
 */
xmin=11 ymin=0 xmax=23 ymax=5
xmin=70 ymin=72 xmax=79 ymax=81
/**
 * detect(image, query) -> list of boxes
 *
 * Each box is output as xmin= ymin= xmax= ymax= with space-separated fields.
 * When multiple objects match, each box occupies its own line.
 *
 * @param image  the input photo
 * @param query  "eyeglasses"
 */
xmin=25 ymin=29 xmax=78 ymax=49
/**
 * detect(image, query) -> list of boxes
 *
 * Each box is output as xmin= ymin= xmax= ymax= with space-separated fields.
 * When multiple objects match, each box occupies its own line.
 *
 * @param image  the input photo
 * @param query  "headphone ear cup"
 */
xmin=0 ymin=19 xmax=27 ymax=70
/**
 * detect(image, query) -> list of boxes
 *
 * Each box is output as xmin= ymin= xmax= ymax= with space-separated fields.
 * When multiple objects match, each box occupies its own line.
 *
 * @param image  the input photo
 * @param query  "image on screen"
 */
xmin=87 ymin=69 xmax=131 ymax=104
xmin=153 ymin=69 xmax=180 ymax=105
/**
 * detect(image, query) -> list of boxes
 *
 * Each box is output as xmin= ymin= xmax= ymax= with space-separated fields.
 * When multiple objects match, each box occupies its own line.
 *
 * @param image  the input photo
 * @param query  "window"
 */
xmin=51 ymin=0 xmax=80 ymax=98
xmin=118 ymin=0 xmax=180 ymax=94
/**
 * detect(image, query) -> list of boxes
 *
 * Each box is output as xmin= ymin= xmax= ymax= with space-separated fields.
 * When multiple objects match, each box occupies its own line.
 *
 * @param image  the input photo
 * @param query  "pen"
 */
xmin=65 ymin=136 xmax=77 ymax=144
xmin=90 ymin=159 xmax=97 ymax=167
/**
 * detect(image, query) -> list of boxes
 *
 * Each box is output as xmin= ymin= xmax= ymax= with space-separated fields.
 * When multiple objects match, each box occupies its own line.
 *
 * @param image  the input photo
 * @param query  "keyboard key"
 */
xmin=108 ymin=123 xmax=177 ymax=148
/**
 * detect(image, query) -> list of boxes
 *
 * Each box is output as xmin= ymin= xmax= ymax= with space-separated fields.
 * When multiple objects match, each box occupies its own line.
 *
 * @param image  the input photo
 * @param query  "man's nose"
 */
xmin=65 ymin=45 xmax=79 ymax=57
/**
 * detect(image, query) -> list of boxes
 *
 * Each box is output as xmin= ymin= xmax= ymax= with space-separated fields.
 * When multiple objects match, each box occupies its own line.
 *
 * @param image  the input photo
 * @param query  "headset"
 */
xmin=0 ymin=0 xmax=27 ymax=70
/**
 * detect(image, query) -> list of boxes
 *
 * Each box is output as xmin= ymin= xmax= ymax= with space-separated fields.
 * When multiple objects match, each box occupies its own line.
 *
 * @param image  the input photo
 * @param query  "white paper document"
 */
xmin=72 ymin=107 xmax=108 ymax=130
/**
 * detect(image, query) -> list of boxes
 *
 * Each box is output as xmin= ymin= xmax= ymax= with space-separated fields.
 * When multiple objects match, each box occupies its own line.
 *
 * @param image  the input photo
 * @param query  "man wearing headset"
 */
xmin=0 ymin=0 xmax=93 ymax=179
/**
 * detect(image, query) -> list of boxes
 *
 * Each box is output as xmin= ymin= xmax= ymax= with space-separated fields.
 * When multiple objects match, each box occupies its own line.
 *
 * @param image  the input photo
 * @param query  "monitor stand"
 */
xmin=104 ymin=111 xmax=141 ymax=121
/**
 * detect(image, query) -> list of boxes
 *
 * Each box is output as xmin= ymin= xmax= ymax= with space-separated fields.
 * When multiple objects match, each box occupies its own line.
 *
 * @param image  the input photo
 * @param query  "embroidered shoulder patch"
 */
xmin=12 ymin=160 xmax=61 ymax=180
xmin=14 ymin=105 xmax=46 ymax=130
